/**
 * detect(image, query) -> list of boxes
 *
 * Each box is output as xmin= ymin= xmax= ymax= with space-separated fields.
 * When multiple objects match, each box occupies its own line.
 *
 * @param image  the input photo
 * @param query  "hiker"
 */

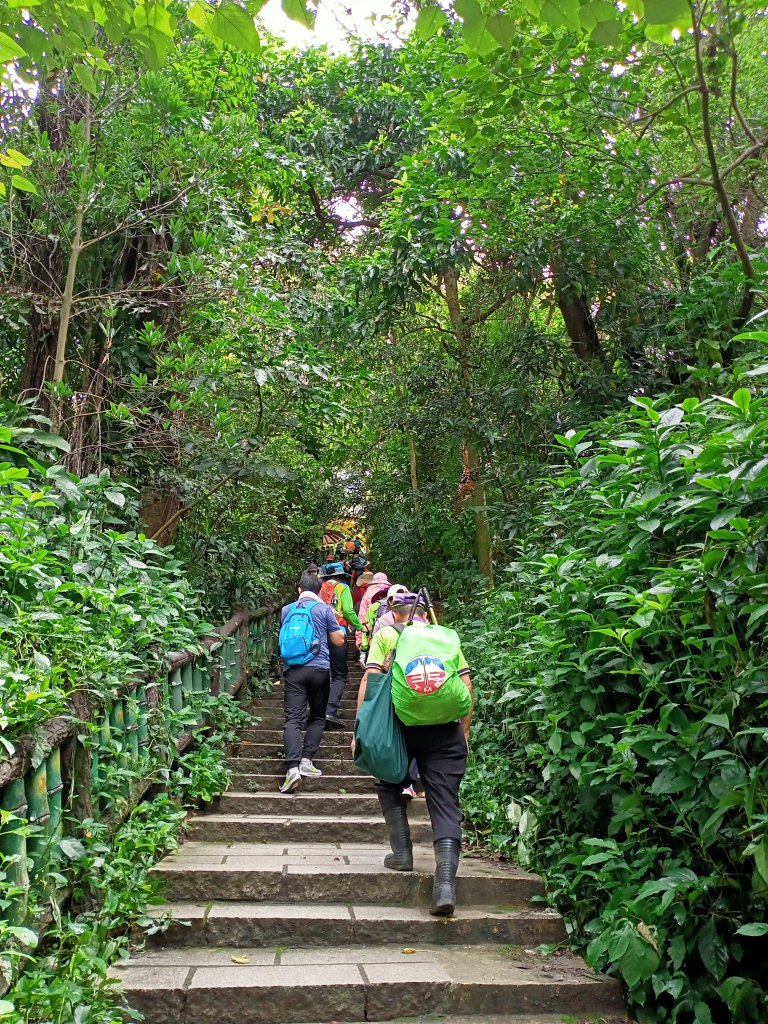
xmin=278 ymin=571 xmax=345 ymax=793
xmin=319 ymin=561 xmax=363 ymax=729
xmin=371 ymin=583 xmax=408 ymax=638
xmin=352 ymin=570 xmax=374 ymax=612
xmin=356 ymin=591 xmax=474 ymax=916
xmin=356 ymin=571 xmax=390 ymax=654
xmin=359 ymin=577 xmax=398 ymax=664
xmin=348 ymin=549 xmax=370 ymax=588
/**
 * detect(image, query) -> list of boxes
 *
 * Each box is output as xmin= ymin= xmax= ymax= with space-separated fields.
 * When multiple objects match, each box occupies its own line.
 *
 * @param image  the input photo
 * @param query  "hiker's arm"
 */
xmin=329 ymin=627 xmax=345 ymax=647
xmin=357 ymin=671 xmax=369 ymax=714
xmin=339 ymin=586 xmax=363 ymax=631
xmin=459 ymin=672 xmax=474 ymax=745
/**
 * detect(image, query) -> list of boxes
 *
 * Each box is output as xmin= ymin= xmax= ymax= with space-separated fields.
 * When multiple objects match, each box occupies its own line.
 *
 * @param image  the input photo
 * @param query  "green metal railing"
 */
xmin=0 ymin=597 xmax=283 ymax=930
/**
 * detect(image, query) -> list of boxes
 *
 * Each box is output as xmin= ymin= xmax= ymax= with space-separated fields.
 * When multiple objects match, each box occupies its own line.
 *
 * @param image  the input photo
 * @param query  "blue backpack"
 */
xmin=279 ymin=600 xmax=320 ymax=665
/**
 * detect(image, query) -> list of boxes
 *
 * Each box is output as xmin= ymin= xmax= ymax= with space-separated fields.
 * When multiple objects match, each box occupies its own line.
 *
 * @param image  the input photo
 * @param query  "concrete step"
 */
xmin=152 ymin=844 xmax=544 ymax=906
xmin=186 ymin=814 xmax=433 ymax=845
xmin=226 ymin=756 xmax=359 ymax=775
xmin=148 ymin=901 xmax=566 ymax=948
xmin=240 ymin=729 xmax=354 ymax=744
xmin=230 ymin=773 xmax=372 ymax=794
xmin=247 ymin=716 xmax=358 ymax=732
xmin=237 ymin=740 xmax=354 ymax=756
xmin=114 ymin=942 xmax=624 ymax=1023
xmin=217 ymin=791 xmax=428 ymax=818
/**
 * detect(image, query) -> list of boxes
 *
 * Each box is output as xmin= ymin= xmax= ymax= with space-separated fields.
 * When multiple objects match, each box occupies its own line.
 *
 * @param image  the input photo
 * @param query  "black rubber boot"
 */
xmin=430 ymin=838 xmax=461 ymax=916
xmin=383 ymin=805 xmax=413 ymax=871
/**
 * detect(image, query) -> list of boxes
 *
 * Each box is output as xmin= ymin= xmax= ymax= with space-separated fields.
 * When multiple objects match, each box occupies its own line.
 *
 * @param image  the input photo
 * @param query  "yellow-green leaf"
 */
xmin=282 ymin=0 xmax=315 ymax=30
xmin=591 ymin=17 xmax=622 ymax=45
xmin=643 ymin=0 xmax=689 ymax=24
xmin=414 ymin=5 xmax=449 ymax=40
xmin=487 ymin=14 xmax=517 ymax=50
xmin=213 ymin=4 xmax=261 ymax=52
xmin=73 ymin=64 xmax=98 ymax=95
xmin=11 ymin=174 xmax=37 ymax=194
xmin=0 ymin=30 xmax=25 ymax=64
xmin=540 ymin=0 xmax=580 ymax=29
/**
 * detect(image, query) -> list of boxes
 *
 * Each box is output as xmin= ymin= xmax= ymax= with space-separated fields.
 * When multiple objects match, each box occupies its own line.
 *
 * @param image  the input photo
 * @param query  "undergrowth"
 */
xmin=460 ymin=353 xmax=768 ymax=1023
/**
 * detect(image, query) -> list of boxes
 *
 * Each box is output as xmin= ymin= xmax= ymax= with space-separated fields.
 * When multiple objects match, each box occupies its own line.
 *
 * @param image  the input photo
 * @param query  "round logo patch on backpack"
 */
xmin=404 ymin=656 xmax=447 ymax=694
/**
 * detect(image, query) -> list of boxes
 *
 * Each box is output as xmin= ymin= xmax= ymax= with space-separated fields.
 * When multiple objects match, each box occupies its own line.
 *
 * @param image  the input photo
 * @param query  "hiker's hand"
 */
xmin=350 ymin=736 xmax=356 ymax=756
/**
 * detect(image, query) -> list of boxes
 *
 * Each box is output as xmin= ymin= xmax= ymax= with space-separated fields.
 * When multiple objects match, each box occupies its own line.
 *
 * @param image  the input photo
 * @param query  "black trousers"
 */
xmin=283 ymin=665 xmax=330 ymax=769
xmin=375 ymin=722 xmax=467 ymax=842
xmin=326 ymin=635 xmax=349 ymax=717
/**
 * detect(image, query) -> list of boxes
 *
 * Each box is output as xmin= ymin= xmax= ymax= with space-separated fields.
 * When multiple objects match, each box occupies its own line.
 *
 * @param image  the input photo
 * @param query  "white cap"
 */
xmin=387 ymin=584 xmax=408 ymax=599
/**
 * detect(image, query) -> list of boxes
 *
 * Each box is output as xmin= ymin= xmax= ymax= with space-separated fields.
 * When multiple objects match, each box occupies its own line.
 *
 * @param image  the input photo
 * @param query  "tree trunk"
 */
xmin=551 ymin=261 xmax=605 ymax=363
xmin=53 ymin=97 xmax=92 ymax=386
xmin=441 ymin=268 xmax=493 ymax=582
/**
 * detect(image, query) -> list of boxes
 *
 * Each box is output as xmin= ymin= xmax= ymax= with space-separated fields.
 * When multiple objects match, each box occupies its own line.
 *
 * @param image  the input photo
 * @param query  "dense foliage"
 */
xmin=460 ymin=351 xmax=768 ymax=1022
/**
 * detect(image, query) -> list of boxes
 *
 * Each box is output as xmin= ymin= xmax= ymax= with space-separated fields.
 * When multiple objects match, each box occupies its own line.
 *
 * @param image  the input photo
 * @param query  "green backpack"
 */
xmin=391 ymin=624 xmax=472 ymax=726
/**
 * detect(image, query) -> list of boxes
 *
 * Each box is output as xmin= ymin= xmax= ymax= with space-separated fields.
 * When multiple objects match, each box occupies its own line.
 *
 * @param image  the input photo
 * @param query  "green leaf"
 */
xmin=11 ymin=174 xmax=37 ymax=194
xmin=0 ymin=1001 xmax=15 ymax=1016
xmin=414 ymin=5 xmax=449 ymax=39
xmin=698 ymin=920 xmax=728 ymax=981
xmin=642 ymin=0 xmax=689 ymax=24
xmin=735 ymin=923 xmax=768 ymax=937
xmin=454 ymin=0 xmax=499 ymax=54
xmin=591 ymin=18 xmax=622 ymax=45
xmin=4 ymin=147 xmax=31 ymax=168
xmin=73 ymin=63 xmax=98 ymax=95
xmin=281 ymin=0 xmax=315 ymax=29
xmin=620 ymin=931 xmax=660 ymax=987
xmin=0 ymin=31 xmax=25 ymax=64
xmin=733 ymin=388 xmax=751 ymax=413
xmin=637 ymin=518 xmax=661 ymax=532
xmin=487 ymin=14 xmax=517 ymax=49
xmin=212 ymin=3 xmax=261 ymax=51
xmin=540 ymin=0 xmax=581 ymax=30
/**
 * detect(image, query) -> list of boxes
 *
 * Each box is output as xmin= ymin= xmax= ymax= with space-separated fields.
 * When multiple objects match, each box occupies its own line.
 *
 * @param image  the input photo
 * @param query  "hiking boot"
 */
xmin=383 ymin=805 xmax=413 ymax=871
xmin=430 ymin=837 xmax=461 ymax=916
xmin=279 ymin=767 xmax=302 ymax=793
xmin=299 ymin=758 xmax=322 ymax=777
xmin=325 ymin=715 xmax=345 ymax=730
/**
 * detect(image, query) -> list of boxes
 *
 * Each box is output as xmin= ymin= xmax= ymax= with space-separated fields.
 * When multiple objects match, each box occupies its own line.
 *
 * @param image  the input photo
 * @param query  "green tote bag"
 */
xmin=353 ymin=668 xmax=409 ymax=784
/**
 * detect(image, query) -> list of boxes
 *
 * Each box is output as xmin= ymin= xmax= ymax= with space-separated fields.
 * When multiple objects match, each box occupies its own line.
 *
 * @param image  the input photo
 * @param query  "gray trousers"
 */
xmin=325 ymin=636 xmax=348 ymax=717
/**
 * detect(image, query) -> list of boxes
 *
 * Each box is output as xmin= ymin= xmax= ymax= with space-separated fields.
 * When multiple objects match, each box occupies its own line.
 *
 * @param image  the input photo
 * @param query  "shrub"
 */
xmin=460 ymin=364 xmax=768 ymax=1023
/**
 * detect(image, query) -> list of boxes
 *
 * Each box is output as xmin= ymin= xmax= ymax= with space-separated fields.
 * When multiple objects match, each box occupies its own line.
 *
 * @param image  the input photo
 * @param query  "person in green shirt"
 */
xmin=356 ymin=592 xmax=473 ymax=917
xmin=319 ymin=563 xmax=363 ymax=729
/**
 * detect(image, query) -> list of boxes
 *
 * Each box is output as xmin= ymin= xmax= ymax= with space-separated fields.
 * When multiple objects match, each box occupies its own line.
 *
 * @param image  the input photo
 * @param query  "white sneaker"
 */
xmin=279 ymin=767 xmax=302 ymax=793
xmin=299 ymin=758 xmax=322 ymax=778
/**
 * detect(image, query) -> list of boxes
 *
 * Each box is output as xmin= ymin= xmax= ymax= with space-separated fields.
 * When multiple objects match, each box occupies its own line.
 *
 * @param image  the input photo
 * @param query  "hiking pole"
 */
xmin=420 ymin=586 xmax=438 ymax=625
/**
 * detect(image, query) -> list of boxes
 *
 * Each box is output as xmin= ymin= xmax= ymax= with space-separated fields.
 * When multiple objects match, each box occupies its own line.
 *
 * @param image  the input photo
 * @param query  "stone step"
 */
xmin=186 ymin=814 xmax=433 ymax=845
xmin=237 ymin=741 xmax=354 ymax=756
xmin=148 ymin=901 xmax=566 ymax=948
xmin=226 ymin=757 xmax=359 ymax=775
xmin=240 ymin=729 xmax=354 ymax=744
xmin=114 ymin=942 xmax=624 ymax=1023
xmin=218 ymin=791 xmax=428 ymax=818
xmin=230 ymin=773 xmax=372 ymax=794
xmin=152 ymin=844 xmax=543 ymax=906
xmin=248 ymin=716 xmax=357 ymax=732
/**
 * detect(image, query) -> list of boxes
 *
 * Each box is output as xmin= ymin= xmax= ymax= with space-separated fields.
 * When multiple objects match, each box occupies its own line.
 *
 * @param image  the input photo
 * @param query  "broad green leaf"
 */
xmin=282 ymin=0 xmax=315 ymax=29
xmin=698 ymin=920 xmax=728 ymax=981
xmin=11 ymin=174 xmax=37 ymax=194
xmin=487 ymin=14 xmax=517 ymax=50
xmin=0 ymin=30 xmax=25 ymax=63
xmin=414 ymin=5 xmax=449 ymax=39
xmin=73 ymin=63 xmax=98 ymax=95
xmin=132 ymin=1 xmax=176 ymax=36
xmin=540 ymin=0 xmax=580 ymax=30
xmin=210 ymin=3 xmax=261 ymax=52
xmin=590 ymin=18 xmax=622 ymax=44
xmin=455 ymin=0 xmax=500 ymax=54
xmin=643 ymin=19 xmax=683 ymax=42
xmin=733 ymin=388 xmax=751 ymax=413
xmin=580 ymin=0 xmax=616 ymax=30
xmin=0 ymin=1002 xmax=14 ymax=1017
xmin=642 ymin=0 xmax=689 ymax=24
xmin=736 ymin=923 xmax=768 ymax=937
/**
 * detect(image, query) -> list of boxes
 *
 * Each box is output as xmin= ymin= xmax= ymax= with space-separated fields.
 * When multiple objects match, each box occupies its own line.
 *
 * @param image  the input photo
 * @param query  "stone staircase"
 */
xmin=115 ymin=651 xmax=627 ymax=1024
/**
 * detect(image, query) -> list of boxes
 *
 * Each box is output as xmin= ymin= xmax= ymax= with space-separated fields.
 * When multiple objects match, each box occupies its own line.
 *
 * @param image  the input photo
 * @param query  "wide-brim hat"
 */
xmin=356 ymin=571 xmax=375 ymax=586
xmin=321 ymin=561 xmax=349 ymax=580
xmin=365 ymin=572 xmax=390 ymax=590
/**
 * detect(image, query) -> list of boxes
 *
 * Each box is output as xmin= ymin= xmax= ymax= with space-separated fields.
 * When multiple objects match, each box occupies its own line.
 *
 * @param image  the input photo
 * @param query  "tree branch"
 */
xmin=149 ymin=467 xmax=244 ymax=542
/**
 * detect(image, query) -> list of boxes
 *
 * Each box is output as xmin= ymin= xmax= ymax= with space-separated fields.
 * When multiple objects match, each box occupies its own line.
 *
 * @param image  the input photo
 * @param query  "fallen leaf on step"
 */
xmin=230 ymin=955 xmax=250 ymax=964
xmin=401 ymin=948 xmax=416 ymax=954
